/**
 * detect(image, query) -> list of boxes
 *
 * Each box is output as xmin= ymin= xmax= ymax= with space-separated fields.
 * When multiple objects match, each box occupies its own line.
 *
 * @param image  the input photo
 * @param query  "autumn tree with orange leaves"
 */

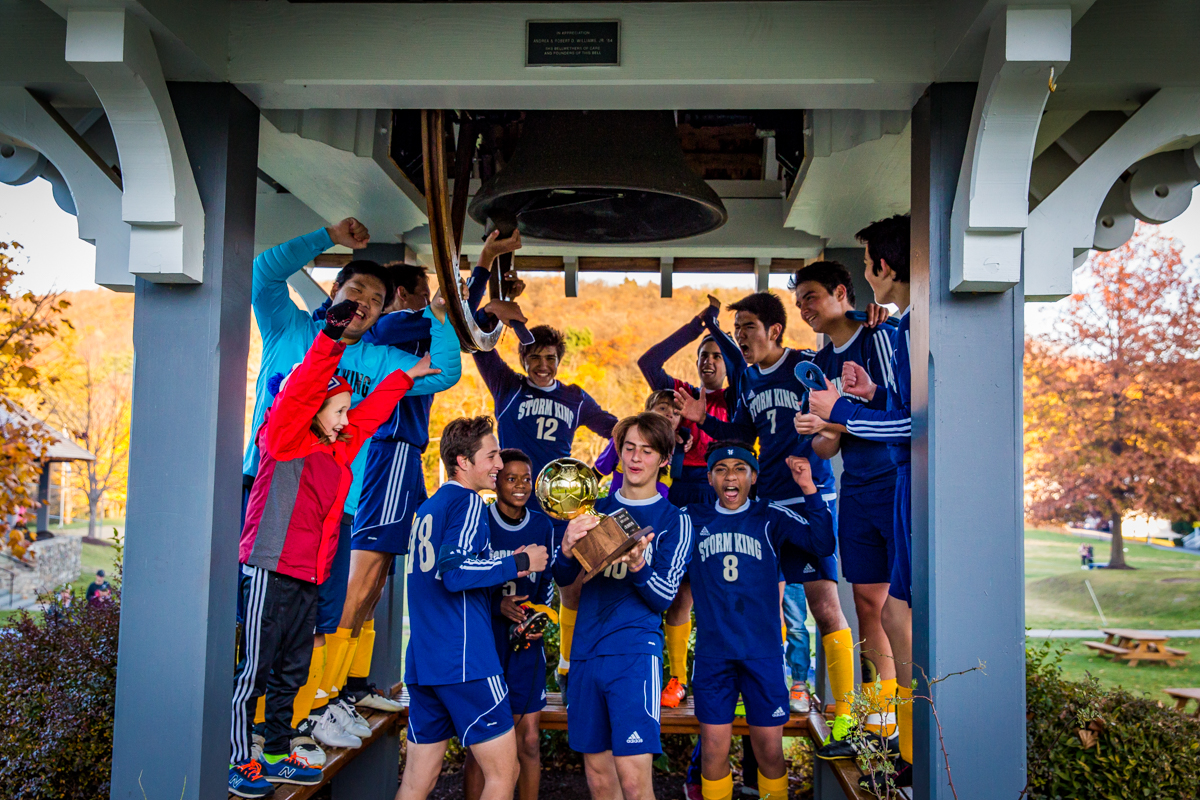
xmin=1025 ymin=227 xmax=1200 ymax=568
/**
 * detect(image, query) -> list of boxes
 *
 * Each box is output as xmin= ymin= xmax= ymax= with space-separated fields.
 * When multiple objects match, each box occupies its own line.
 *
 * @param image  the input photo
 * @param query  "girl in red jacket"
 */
xmin=230 ymin=299 xmax=439 ymax=798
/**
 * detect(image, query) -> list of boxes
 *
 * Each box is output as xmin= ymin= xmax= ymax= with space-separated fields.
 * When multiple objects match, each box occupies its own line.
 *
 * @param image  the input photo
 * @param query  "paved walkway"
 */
xmin=1027 ymin=629 xmax=1200 ymax=638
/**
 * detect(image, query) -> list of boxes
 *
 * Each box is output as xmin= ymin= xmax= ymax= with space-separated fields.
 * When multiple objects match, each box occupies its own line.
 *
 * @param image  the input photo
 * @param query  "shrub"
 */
xmin=1025 ymin=640 xmax=1200 ymax=799
xmin=0 ymin=588 xmax=119 ymax=799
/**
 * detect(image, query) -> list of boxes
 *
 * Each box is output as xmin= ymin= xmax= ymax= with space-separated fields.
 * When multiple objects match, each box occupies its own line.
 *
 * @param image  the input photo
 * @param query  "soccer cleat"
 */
xmin=311 ymin=710 xmax=362 ymax=749
xmin=789 ymin=682 xmax=811 ymax=714
xmin=816 ymin=729 xmax=897 ymax=761
xmin=351 ymin=683 xmax=403 ymax=713
xmin=859 ymin=757 xmax=913 ymax=792
xmin=660 ymin=677 xmax=688 ymax=709
xmin=328 ymin=698 xmax=371 ymax=738
xmin=734 ymin=699 xmax=746 ymax=718
xmin=683 ymin=781 xmax=703 ymax=800
xmin=229 ymin=760 xmax=275 ymax=798
xmin=815 ymin=714 xmax=856 ymax=759
xmin=291 ymin=718 xmax=326 ymax=767
xmin=260 ymin=754 xmax=322 ymax=785
xmin=509 ymin=610 xmax=552 ymax=651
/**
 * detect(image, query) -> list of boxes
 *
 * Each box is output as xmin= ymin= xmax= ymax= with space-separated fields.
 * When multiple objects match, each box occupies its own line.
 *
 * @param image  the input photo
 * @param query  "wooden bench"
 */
xmin=1164 ymin=688 xmax=1200 ymax=718
xmin=266 ymin=688 xmax=876 ymax=800
xmin=1083 ymin=641 xmax=1131 ymax=656
xmin=1099 ymin=629 xmax=1190 ymax=667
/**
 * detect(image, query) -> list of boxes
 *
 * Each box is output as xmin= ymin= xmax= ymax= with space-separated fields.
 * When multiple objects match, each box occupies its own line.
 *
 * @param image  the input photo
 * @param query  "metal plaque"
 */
xmin=526 ymin=21 xmax=620 ymax=67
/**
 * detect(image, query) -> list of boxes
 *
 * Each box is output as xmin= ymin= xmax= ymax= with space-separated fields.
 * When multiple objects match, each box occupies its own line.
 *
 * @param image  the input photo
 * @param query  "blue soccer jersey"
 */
xmin=812 ymin=324 xmax=898 ymax=490
xmin=486 ymin=503 xmax=557 ymax=620
xmin=827 ymin=309 xmax=912 ymax=466
xmin=404 ymin=482 xmax=521 ymax=686
xmin=699 ymin=321 xmax=835 ymax=502
xmin=552 ymin=491 xmax=692 ymax=659
xmin=473 ymin=351 xmax=618 ymax=480
xmin=686 ymin=498 xmax=835 ymax=660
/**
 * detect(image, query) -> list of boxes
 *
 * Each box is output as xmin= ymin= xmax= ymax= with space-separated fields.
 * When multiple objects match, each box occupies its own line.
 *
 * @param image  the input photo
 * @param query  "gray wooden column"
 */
xmin=35 ymin=463 xmax=51 ymax=533
xmin=910 ymin=84 xmax=1026 ymax=799
xmin=109 ymin=84 xmax=258 ymax=800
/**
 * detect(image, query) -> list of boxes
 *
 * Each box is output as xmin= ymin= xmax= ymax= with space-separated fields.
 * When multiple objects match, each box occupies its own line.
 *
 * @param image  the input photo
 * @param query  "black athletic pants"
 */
xmin=230 ymin=565 xmax=318 ymax=762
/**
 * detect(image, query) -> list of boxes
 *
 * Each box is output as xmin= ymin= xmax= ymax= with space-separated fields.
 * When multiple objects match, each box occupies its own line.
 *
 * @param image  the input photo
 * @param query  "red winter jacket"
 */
xmin=239 ymin=333 xmax=414 ymax=584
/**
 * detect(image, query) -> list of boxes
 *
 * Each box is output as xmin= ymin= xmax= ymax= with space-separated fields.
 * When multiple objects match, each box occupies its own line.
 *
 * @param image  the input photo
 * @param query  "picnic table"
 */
xmin=1164 ymin=688 xmax=1200 ymax=718
xmin=1081 ymin=628 xmax=1189 ymax=667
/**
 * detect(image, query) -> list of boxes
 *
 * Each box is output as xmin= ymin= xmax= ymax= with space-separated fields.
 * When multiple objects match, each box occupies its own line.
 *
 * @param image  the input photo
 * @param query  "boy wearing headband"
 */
xmin=684 ymin=442 xmax=835 ymax=800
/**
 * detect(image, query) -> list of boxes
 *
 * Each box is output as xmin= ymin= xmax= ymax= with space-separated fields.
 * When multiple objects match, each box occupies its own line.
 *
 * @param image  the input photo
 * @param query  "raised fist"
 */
xmin=322 ymin=299 xmax=360 ymax=339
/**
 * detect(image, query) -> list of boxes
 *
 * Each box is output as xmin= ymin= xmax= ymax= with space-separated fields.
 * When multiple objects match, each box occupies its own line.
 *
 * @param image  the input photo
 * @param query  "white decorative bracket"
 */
xmin=950 ymin=6 xmax=1070 ymax=293
xmin=66 ymin=8 xmax=204 ymax=283
xmin=1025 ymin=88 xmax=1200 ymax=300
xmin=0 ymin=88 xmax=133 ymax=290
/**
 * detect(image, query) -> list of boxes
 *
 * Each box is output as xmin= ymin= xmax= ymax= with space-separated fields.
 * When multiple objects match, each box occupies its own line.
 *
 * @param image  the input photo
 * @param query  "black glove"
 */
xmin=323 ymin=299 xmax=359 ymax=340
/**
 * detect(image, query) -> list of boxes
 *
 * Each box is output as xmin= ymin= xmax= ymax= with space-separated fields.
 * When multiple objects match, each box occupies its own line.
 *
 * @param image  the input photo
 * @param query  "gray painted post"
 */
xmin=109 ymin=84 xmax=258 ymax=800
xmin=910 ymin=84 xmax=1027 ymax=799
xmin=333 ymin=569 xmax=406 ymax=800
xmin=36 ymin=463 xmax=51 ymax=532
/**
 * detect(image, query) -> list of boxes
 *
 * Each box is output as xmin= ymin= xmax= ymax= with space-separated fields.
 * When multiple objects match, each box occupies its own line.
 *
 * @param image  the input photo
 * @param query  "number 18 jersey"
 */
xmin=685 ymin=497 xmax=835 ymax=660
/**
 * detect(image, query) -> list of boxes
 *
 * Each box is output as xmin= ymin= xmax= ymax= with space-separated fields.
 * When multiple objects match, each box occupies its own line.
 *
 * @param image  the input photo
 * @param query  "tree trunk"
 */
xmin=88 ymin=495 xmax=99 ymax=540
xmin=1106 ymin=512 xmax=1133 ymax=569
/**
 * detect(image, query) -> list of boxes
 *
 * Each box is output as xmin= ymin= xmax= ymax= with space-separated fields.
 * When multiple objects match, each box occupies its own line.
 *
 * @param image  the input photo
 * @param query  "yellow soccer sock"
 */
xmin=664 ymin=620 xmax=691 ymax=683
xmin=254 ymin=695 xmax=266 ymax=726
xmin=333 ymin=637 xmax=360 ymax=696
xmin=321 ymin=628 xmax=353 ymax=702
xmin=823 ymin=628 xmax=856 ymax=718
xmin=862 ymin=676 xmax=898 ymax=735
xmin=292 ymin=644 xmax=325 ymax=728
xmin=758 ymin=771 xmax=788 ymax=800
xmin=558 ymin=605 xmax=577 ymax=673
xmin=898 ymin=686 xmax=913 ymax=764
xmin=701 ymin=773 xmax=733 ymax=800
xmin=348 ymin=620 xmax=375 ymax=679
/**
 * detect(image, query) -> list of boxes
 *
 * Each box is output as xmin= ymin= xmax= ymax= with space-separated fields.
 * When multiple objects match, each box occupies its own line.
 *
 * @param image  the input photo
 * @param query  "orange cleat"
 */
xmin=661 ymin=676 xmax=688 ymax=709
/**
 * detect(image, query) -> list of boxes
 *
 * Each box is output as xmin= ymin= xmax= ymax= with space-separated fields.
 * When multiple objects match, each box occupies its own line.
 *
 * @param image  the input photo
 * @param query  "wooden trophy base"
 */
xmin=573 ymin=509 xmax=653 ymax=582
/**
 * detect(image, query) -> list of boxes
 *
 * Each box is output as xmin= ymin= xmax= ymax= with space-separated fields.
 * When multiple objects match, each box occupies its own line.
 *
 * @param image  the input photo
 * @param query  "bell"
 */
xmin=469 ymin=111 xmax=727 ymax=243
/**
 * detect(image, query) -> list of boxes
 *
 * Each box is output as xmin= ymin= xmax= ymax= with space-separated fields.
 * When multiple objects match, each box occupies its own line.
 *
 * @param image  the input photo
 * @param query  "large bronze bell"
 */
xmin=468 ymin=111 xmax=727 ymax=243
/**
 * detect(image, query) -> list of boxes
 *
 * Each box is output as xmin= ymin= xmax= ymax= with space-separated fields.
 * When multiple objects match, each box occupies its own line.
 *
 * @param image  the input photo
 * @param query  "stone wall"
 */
xmin=4 ymin=535 xmax=82 ymax=602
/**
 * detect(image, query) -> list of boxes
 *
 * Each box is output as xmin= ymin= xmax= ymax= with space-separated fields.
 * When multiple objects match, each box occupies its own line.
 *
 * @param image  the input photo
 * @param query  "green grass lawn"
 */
xmin=1039 ymin=637 xmax=1200 ymax=703
xmin=1025 ymin=528 xmax=1200 ymax=630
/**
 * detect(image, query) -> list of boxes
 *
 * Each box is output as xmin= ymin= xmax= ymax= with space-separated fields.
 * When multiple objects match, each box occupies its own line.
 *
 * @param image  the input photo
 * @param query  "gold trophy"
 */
xmin=535 ymin=457 xmax=652 ymax=582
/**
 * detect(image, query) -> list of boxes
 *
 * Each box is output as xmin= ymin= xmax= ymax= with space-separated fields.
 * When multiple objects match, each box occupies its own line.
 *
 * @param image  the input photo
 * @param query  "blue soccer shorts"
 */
xmin=777 ymin=493 xmax=840 ymax=584
xmin=406 ymin=676 xmax=514 ymax=747
xmin=352 ymin=440 xmax=427 ymax=555
xmin=315 ymin=517 xmax=353 ymax=635
xmin=502 ymin=643 xmax=548 ymax=715
xmin=890 ymin=465 xmax=912 ymax=606
xmin=838 ymin=480 xmax=896 ymax=586
xmin=692 ymin=655 xmax=790 ymax=728
xmin=567 ymin=654 xmax=662 ymax=756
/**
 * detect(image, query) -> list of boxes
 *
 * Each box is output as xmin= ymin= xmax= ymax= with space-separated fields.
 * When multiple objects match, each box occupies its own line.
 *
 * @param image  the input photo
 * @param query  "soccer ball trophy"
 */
xmin=535 ymin=457 xmax=651 ymax=582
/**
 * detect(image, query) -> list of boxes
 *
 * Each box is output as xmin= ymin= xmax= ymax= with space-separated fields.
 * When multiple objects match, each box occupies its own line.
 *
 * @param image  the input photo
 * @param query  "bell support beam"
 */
xmin=1024 ymin=87 xmax=1200 ymax=300
xmin=949 ymin=5 xmax=1070 ymax=293
xmin=660 ymin=256 xmax=673 ymax=299
xmin=0 ymin=87 xmax=132 ymax=290
xmin=65 ymin=8 xmax=206 ymax=283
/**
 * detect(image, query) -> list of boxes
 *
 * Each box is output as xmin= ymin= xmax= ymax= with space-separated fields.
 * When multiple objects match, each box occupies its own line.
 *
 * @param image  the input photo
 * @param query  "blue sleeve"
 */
xmin=826 ymin=396 xmax=910 ymax=443
xmin=364 ymin=309 xmax=432 ymax=347
xmin=637 ymin=316 xmax=705 ymax=391
xmin=701 ymin=314 xmax=747 ymax=394
xmin=628 ymin=512 xmax=693 ymax=613
xmin=438 ymin=496 xmax=519 ymax=592
xmin=253 ymin=228 xmax=332 ymax=342
xmin=579 ymin=390 xmax=618 ymax=440
xmin=594 ymin=439 xmax=618 ymax=477
xmin=700 ymin=397 xmax=757 ymax=444
xmin=467 ymin=266 xmax=490 ymax=312
xmin=769 ymin=499 xmax=835 ymax=559
xmin=472 ymin=349 xmax=523 ymax=401
xmin=552 ymin=547 xmax=583 ymax=587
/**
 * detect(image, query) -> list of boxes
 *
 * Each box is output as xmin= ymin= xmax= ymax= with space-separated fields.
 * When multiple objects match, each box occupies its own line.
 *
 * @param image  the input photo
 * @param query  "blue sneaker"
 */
xmin=260 ymin=754 xmax=322 ymax=786
xmin=228 ymin=761 xmax=274 ymax=798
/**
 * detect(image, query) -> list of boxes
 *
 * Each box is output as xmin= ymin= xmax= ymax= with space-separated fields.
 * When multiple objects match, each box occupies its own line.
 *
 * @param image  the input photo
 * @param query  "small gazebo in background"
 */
xmin=0 ymin=405 xmax=94 ymax=536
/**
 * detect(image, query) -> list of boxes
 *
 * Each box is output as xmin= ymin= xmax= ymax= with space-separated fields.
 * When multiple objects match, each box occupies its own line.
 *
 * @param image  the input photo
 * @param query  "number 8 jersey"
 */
xmin=473 ymin=350 xmax=618 ymax=480
xmin=684 ymin=497 xmax=835 ymax=660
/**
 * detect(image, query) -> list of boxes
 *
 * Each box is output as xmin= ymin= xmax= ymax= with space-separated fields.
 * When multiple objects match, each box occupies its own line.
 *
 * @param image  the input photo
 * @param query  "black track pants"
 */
xmin=230 ymin=565 xmax=318 ymax=761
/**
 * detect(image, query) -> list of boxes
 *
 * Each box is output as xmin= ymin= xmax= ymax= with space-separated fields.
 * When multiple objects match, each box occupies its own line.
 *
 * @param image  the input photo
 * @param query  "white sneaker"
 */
xmin=291 ymin=718 xmax=327 ymax=766
xmin=311 ymin=710 xmax=362 ymax=749
xmin=327 ymin=700 xmax=371 ymax=738
xmin=353 ymin=684 xmax=403 ymax=713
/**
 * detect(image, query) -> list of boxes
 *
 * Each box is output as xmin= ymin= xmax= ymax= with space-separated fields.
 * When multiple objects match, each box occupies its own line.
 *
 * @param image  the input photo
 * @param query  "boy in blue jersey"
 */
xmin=790 ymin=260 xmax=901 ymax=750
xmin=399 ymin=417 xmax=549 ymax=800
xmin=473 ymin=319 xmax=618 ymax=693
xmin=686 ymin=442 xmax=835 ymax=800
xmin=553 ymin=412 xmax=692 ymax=800
xmin=332 ymin=231 xmax=524 ymax=721
xmin=244 ymin=218 xmax=462 ymax=753
xmin=808 ymin=215 xmax=913 ymax=790
xmin=675 ymin=292 xmax=857 ymax=746
xmin=463 ymin=449 xmax=557 ymax=800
